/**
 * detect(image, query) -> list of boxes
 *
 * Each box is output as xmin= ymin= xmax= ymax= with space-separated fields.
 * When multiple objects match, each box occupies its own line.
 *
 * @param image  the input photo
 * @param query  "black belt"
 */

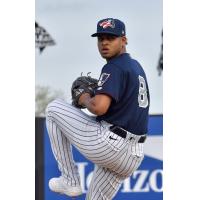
xmin=109 ymin=125 xmax=146 ymax=143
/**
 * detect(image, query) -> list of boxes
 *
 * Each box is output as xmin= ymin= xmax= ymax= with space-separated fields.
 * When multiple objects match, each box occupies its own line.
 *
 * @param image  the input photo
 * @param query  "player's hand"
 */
xmin=71 ymin=73 xmax=98 ymax=108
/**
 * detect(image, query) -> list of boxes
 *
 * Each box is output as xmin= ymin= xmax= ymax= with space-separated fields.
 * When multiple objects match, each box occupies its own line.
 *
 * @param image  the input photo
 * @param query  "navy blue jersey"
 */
xmin=95 ymin=53 xmax=150 ymax=135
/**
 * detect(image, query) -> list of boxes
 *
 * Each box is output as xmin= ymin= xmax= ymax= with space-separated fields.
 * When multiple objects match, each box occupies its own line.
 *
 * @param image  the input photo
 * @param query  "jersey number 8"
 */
xmin=138 ymin=75 xmax=149 ymax=108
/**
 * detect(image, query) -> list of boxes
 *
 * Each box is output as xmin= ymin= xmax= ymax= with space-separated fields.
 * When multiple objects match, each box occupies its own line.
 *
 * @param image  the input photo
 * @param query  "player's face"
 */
xmin=97 ymin=34 xmax=127 ymax=60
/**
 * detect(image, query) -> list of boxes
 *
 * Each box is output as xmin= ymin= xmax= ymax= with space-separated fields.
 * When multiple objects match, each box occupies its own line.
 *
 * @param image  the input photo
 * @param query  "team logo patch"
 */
xmin=99 ymin=19 xmax=115 ymax=29
xmin=98 ymin=73 xmax=110 ymax=87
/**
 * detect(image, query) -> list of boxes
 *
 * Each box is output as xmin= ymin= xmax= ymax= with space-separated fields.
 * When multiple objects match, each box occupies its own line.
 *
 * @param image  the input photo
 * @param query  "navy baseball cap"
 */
xmin=91 ymin=18 xmax=126 ymax=37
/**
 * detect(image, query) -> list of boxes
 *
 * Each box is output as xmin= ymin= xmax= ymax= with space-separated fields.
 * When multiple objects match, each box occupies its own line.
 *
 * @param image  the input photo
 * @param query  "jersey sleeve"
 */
xmin=95 ymin=63 xmax=123 ymax=102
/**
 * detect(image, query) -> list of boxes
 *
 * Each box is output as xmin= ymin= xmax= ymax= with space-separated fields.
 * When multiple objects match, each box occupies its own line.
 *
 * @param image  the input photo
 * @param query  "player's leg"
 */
xmin=46 ymin=118 xmax=81 ymax=186
xmin=46 ymin=99 xmax=125 ymax=165
xmin=46 ymin=100 xmax=126 ymax=170
xmin=46 ymin=118 xmax=83 ymax=196
xmin=86 ymin=165 xmax=123 ymax=200
xmin=45 ymin=99 xmax=102 ymax=158
xmin=85 ymin=143 xmax=145 ymax=199
xmin=45 ymin=99 xmax=101 ymax=196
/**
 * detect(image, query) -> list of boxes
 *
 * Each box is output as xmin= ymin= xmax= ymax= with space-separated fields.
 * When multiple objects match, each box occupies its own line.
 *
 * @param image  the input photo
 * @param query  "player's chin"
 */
xmin=100 ymin=52 xmax=112 ymax=59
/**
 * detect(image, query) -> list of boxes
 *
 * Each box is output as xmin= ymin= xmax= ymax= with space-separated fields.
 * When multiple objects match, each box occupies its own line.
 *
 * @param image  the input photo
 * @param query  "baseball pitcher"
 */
xmin=46 ymin=18 xmax=150 ymax=199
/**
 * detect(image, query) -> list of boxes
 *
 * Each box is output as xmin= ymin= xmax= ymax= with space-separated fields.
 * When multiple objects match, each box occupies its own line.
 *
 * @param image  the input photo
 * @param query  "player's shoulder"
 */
xmin=113 ymin=53 xmax=140 ymax=70
xmin=130 ymin=58 xmax=146 ymax=73
xmin=102 ymin=53 xmax=144 ymax=74
xmin=102 ymin=62 xmax=122 ymax=74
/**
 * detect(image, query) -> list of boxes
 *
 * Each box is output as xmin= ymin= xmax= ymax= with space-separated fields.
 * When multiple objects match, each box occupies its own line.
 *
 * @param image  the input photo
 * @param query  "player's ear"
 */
xmin=122 ymin=36 xmax=128 ymax=45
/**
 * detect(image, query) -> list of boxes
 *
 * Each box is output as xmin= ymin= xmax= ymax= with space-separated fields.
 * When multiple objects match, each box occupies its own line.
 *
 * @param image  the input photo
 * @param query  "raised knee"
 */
xmin=45 ymin=99 xmax=60 ymax=117
xmin=45 ymin=99 xmax=72 ymax=118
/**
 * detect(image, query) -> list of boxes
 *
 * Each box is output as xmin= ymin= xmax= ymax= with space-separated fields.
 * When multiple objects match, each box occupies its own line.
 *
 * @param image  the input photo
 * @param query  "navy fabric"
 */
xmin=95 ymin=53 xmax=150 ymax=135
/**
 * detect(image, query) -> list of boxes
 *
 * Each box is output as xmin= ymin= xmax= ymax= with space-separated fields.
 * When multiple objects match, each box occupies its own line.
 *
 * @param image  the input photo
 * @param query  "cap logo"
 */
xmin=99 ymin=19 xmax=115 ymax=29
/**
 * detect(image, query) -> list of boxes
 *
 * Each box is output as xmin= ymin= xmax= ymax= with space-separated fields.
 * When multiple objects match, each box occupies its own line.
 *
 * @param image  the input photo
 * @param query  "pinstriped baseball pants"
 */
xmin=46 ymin=99 xmax=144 ymax=200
